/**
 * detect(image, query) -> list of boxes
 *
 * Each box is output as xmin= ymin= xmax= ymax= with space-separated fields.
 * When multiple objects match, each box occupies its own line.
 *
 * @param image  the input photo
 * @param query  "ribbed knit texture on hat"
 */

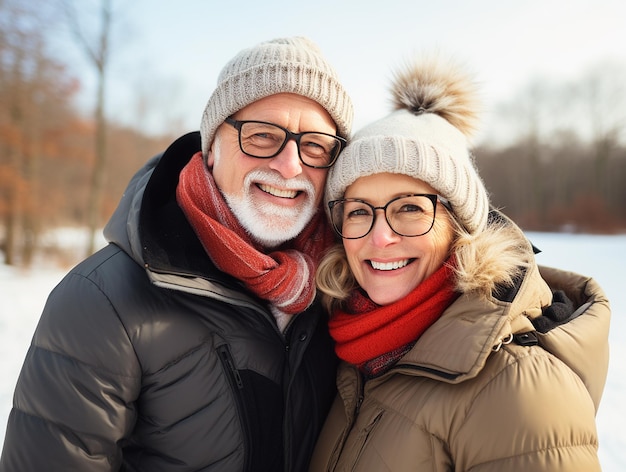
xmin=325 ymin=58 xmax=490 ymax=235
xmin=200 ymin=37 xmax=353 ymax=157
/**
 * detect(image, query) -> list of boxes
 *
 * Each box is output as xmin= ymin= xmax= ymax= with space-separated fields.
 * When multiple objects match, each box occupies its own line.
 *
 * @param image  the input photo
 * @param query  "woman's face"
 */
xmin=342 ymin=173 xmax=454 ymax=305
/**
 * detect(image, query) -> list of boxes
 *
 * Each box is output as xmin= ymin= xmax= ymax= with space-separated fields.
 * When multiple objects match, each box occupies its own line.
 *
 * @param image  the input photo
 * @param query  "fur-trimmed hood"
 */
xmin=452 ymin=210 xmax=536 ymax=300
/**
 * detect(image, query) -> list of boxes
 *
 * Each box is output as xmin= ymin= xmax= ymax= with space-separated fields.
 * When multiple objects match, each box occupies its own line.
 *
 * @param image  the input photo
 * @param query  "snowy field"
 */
xmin=1 ymin=231 xmax=625 ymax=469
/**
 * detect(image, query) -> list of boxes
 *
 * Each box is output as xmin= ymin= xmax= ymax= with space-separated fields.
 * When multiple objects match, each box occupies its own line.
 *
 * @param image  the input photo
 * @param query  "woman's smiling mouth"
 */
xmin=369 ymin=259 xmax=414 ymax=271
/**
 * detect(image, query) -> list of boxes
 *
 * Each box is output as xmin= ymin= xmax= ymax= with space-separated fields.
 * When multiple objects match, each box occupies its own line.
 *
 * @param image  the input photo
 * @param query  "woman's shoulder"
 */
xmin=534 ymin=266 xmax=611 ymax=411
xmin=445 ymin=341 xmax=601 ymax=470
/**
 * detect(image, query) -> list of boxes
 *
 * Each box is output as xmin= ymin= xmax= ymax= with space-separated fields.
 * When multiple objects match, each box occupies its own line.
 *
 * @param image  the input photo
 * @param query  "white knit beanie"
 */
xmin=326 ymin=57 xmax=490 ymax=235
xmin=200 ymin=37 xmax=353 ymax=157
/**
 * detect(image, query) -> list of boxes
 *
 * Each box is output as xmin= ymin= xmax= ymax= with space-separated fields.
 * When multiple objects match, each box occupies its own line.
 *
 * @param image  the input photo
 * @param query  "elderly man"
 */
xmin=0 ymin=37 xmax=352 ymax=472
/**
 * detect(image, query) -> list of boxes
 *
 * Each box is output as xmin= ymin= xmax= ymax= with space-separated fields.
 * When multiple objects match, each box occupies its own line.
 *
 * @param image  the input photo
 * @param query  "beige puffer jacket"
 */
xmin=310 ymin=219 xmax=610 ymax=471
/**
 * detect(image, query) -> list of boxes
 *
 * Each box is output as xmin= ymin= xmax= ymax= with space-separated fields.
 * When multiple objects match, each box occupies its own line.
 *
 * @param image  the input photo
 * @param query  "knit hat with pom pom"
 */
xmin=325 ymin=56 xmax=490 ymax=235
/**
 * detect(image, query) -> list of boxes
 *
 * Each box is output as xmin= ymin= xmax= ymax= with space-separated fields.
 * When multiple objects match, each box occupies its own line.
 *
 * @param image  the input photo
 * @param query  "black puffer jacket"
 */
xmin=0 ymin=132 xmax=338 ymax=472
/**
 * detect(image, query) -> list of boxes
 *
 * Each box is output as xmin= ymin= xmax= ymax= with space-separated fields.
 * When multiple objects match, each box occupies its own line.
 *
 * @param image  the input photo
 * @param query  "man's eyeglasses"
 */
xmin=328 ymin=194 xmax=452 ymax=239
xmin=224 ymin=118 xmax=346 ymax=169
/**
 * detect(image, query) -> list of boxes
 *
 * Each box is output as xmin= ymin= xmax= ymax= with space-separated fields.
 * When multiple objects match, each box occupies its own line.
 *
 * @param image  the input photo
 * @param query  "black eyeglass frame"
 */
xmin=224 ymin=117 xmax=346 ymax=169
xmin=328 ymin=193 xmax=453 ymax=239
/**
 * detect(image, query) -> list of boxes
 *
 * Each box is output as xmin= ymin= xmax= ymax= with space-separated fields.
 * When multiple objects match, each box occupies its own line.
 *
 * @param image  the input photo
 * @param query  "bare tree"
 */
xmin=0 ymin=0 xmax=69 ymax=265
xmin=61 ymin=0 xmax=113 ymax=256
xmin=0 ymin=0 xmax=27 ymax=265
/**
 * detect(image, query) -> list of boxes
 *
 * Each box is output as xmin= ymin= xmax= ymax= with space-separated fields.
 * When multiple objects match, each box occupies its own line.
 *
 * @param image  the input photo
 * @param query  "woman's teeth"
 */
xmin=370 ymin=259 xmax=410 ymax=271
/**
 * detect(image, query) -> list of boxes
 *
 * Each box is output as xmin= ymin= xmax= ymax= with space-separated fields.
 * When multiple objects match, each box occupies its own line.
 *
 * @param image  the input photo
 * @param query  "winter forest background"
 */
xmin=2 ymin=1 xmax=626 ymax=267
xmin=1 ymin=0 xmax=625 ymax=469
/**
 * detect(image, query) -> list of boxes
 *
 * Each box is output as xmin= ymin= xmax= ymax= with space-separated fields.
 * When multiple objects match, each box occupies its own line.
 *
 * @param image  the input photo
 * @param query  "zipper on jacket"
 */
xmin=324 ymin=368 xmax=367 ymax=471
xmin=219 ymin=345 xmax=244 ymax=388
xmin=355 ymin=370 xmax=365 ymax=415
xmin=281 ymin=327 xmax=310 ymax=472
xmin=217 ymin=344 xmax=252 ymax=470
xmin=392 ymin=363 xmax=461 ymax=381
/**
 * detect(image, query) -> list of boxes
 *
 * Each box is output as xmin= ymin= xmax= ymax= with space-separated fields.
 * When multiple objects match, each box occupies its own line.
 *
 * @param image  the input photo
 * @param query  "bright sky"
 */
xmin=58 ymin=0 xmax=626 ymax=142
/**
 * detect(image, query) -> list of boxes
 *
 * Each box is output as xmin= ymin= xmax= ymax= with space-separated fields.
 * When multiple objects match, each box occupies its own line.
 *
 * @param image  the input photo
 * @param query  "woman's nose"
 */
xmin=368 ymin=210 xmax=401 ymax=247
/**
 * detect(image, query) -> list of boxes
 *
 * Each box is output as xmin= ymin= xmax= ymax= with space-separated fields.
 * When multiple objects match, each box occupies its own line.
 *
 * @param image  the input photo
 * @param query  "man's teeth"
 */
xmin=370 ymin=259 xmax=410 ymax=271
xmin=259 ymin=184 xmax=298 ymax=199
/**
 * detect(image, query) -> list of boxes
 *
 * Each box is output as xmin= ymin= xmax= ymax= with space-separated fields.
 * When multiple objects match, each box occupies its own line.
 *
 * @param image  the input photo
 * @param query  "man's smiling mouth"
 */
xmin=257 ymin=183 xmax=299 ymax=199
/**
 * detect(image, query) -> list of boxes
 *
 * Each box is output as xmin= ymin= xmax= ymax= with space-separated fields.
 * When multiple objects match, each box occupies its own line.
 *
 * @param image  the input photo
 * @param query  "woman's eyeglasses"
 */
xmin=328 ymin=194 xmax=452 ymax=239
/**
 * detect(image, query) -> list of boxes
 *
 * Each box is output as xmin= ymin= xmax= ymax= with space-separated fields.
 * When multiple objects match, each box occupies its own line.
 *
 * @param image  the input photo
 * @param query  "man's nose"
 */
xmin=268 ymin=139 xmax=303 ymax=179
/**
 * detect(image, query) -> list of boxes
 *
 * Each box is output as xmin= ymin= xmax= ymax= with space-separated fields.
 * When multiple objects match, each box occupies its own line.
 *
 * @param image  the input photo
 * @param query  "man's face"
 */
xmin=207 ymin=93 xmax=337 ymax=248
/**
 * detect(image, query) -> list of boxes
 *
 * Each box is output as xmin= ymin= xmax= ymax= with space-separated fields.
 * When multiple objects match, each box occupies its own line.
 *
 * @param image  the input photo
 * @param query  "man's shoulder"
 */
xmin=48 ymin=244 xmax=153 ymax=317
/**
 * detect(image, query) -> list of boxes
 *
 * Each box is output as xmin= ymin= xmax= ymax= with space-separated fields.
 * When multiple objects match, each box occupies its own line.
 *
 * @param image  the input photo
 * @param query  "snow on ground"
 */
xmin=1 ymin=230 xmax=625 ymax=469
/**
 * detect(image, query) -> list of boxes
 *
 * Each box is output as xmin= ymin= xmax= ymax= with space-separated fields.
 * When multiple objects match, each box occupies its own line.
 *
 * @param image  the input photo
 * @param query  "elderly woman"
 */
xmin=309 ymin=57 xmax=610 ymax=471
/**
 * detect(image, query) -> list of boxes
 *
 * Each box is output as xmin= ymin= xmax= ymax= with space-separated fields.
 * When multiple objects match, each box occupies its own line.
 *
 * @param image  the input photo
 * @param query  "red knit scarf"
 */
xmin=176 ymin=152 xmax=333 ymax=317
xmin=328 ymin=258 xmax=459 ymax=371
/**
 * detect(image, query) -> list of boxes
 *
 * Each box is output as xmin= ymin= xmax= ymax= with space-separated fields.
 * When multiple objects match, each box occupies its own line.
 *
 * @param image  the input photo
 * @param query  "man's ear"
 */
xmin=206 ymin=142 xmax=216 ymax=167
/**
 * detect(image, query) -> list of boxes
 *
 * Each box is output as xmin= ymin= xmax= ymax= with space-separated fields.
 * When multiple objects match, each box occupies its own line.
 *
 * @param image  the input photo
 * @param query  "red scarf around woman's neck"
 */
xmin=176 ymin=152 xmax=333 ymax=319
xmin=328 ymin=258 xmax=459 ymax=369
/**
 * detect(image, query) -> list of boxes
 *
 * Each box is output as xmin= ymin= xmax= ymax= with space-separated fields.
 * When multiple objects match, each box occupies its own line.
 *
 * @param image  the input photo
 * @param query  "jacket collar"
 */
xmin=380 ymin=261 xmax=550 ymax=383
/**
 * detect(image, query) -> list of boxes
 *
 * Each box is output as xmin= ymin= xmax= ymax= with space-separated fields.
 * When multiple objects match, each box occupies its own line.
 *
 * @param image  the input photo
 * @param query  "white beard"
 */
xmin=222 ymin=169 xmax=318 ymax=248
